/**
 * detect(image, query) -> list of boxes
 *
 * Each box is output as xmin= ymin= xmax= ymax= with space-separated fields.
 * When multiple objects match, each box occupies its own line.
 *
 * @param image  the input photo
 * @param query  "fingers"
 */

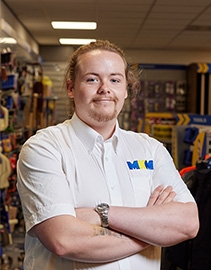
xmin=147 ymin=185 xmax=176 ymax=207
xmin=147 ymin=185 xmax=164 ymax=206
xmin=155 ymin=186 xmax=176 ymax=205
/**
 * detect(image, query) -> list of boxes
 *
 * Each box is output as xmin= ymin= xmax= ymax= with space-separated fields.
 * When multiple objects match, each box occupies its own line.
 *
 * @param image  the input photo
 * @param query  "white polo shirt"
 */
xmin=17 ymin=113 xmax=194 ymax=270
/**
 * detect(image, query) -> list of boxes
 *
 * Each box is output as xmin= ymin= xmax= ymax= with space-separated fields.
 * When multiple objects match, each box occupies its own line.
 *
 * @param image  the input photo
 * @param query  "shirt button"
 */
xmin=111 ymin=186 xmax=115 ymax=190
xmin=105 ymin=157 xmax=109 ymax=161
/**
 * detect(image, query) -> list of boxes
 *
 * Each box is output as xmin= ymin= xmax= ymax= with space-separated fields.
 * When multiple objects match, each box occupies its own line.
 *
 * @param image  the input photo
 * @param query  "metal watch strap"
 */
xmin=95 ymin=203 xmax=110 ymax=228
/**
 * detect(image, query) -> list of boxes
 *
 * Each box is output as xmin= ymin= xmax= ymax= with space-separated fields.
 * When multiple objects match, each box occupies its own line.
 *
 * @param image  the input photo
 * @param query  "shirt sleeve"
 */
xmin=151 ymin=138 xmax=195 ymax=203
xmin=17 ymin=130 xmax=76 ymax=232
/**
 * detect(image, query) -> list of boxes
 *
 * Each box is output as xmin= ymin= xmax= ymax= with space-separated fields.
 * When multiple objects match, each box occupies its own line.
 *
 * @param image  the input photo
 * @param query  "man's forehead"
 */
xmin=77 ymin=50 xmax=125 ymax=69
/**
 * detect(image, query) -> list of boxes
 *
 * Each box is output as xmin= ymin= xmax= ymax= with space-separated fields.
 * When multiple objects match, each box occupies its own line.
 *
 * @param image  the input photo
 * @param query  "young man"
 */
xmin=17 ymin=40 xmax=199 ymax=269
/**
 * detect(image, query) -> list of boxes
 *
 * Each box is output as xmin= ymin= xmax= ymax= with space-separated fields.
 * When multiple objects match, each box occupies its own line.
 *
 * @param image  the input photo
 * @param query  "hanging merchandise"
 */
xmin=31 ymin=80 xmax=44 ymax=131
xmin=182 ymin=126 xmax=210 ymax=168
xmin=165 ymin=81 xmax=176 ymax=111
xmin=0 ymin=152 xmax=11 ymax=189
xmin=143 ymin=79 xmax=187 ymax=114
xmin=0 ymin=43 xmax=55 ymax=267
xmin=192 ymin=130 xmax=210 ymax=165
xmin=175 ymin=81 xmax=188 ymax=112
xmin=0 ymin=105 xmax=9 ymax=131
xmin=171 ymin=114 xmax=211 ymax=170
xmin=161 ymin=156 xmax=211 ymax=270
xmin=183 ymin=127 xmax=199 ymax=166
xmin=118 ymin=64 xmax=188 ymax=132
xmin=183 ymin=127 xmax=199 ymax=144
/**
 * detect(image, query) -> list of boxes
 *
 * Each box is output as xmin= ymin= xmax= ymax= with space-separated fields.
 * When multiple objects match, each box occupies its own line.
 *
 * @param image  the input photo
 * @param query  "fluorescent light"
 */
xmin=51 ymin=21 xmax=97 ymax=30
xmin=59 ymin=38 xmax=96 ymax=45
xmin=0 ymin=37 xmax=17 ymax=44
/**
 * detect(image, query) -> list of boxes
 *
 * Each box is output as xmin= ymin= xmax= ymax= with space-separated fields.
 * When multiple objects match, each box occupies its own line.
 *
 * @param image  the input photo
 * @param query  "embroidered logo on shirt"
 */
xmin=127 ymin=160 xmax=154 ymax=170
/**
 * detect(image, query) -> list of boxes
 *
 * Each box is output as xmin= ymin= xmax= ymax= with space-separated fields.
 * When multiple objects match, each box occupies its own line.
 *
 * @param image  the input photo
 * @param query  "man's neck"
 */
xmin=81 ymin=117 xmax=116 ymax=140
xmin=92 ymin=122 xmax=116 ymax=140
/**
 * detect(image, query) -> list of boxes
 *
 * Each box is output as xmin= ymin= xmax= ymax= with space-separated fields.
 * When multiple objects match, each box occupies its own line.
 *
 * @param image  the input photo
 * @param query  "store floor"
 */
xmin=1 ymin=228 xmax=25 ymax=270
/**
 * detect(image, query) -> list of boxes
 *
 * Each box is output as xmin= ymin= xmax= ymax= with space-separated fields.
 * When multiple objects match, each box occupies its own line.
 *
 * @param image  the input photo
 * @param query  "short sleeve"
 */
xmin=17 ymin=131 xmax=76 ymax=232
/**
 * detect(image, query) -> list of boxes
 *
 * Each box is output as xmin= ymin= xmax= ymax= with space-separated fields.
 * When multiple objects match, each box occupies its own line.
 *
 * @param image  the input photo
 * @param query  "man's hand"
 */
xmin=147 ymin=185 xmax=176 ymax=207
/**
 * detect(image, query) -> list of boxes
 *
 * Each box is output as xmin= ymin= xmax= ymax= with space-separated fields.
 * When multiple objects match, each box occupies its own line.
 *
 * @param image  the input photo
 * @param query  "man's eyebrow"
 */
xmin=83 ymin=72 xmax=124 ymax=77
xmin=84 ymin=72 xmax=99 ymax=76
xmin=110 ymin=73 xmax=124 ymax=77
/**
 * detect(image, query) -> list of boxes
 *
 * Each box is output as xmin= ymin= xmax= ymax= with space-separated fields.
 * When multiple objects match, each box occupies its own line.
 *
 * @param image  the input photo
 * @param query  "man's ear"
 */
xmin=66 ymin=78 xmax=74 ymax=98
xmin=125 ymin=88 xmax=128 ymax=99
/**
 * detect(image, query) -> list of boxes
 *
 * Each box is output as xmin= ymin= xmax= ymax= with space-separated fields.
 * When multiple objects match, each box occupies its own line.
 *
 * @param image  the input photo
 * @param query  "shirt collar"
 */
xmin=70 ymin=113 xmax=119 ymax=153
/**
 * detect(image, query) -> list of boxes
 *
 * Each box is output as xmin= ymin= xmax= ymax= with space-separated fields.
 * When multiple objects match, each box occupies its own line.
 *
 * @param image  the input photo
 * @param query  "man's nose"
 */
xmin=97 ymin=80 xmax=110 ymax=94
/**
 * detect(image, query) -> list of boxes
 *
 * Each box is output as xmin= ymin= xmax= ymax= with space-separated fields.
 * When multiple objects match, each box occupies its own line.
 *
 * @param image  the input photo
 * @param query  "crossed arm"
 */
xmin=31 ymin=185 xmax=199 ymax=263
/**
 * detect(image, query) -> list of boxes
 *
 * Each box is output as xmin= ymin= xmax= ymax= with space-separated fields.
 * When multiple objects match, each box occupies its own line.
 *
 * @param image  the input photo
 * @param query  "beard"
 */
xmin=88 ymin=99 xmax=119 ymax=122
xmin=88 ymin=107 xmax=118 ymax=122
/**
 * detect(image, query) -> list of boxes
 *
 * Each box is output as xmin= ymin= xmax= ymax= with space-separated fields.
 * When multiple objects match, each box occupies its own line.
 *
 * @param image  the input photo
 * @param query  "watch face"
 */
xmin=99 ymin=203 xmax=108 ymax=210
xmin=97 ymin=206 xmax=103 ymax=212
xmin=96 ymin=203 xmax=109 ymax=213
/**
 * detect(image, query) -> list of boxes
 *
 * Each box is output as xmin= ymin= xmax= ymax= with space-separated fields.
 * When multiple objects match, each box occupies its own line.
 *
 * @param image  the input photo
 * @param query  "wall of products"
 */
xmin=118 ymin=64 xmax=188 ymax=132
xmin=0 ymin=49 xmax=57 ymax=253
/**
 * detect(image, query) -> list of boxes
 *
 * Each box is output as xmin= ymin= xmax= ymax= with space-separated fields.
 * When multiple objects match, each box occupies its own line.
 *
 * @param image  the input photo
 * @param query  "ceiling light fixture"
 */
xmin=0 ymin=37 xmax=17 ymax=44
xmin=51 ymin=21 xmax=97 ymax=30
xmin=59 ymin=38 xmax=96 ymax=45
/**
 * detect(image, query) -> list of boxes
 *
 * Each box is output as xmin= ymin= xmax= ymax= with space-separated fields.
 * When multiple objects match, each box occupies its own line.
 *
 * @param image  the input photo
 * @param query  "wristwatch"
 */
xmin=95 ymin=203 xmax=110 ymax=228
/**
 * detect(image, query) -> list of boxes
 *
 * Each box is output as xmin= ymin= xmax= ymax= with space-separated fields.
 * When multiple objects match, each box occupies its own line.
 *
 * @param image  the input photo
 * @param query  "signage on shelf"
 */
xmin=197 ymin=63 xmax=211 ymax=73
xmin=176 ymin=114 xmax=211 ymax=126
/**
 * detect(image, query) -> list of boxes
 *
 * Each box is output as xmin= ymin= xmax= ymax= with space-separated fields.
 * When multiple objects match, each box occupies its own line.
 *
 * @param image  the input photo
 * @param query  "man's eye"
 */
xmin=111 ymin=78 xmax=120 ymax=83
xmin=87 ymin=77 xmax=98 ymax=82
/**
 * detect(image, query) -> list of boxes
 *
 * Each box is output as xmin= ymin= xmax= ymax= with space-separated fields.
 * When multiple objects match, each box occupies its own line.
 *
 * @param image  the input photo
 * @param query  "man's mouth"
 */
xmin=93 ymin=98 xmax=115 ymax=103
